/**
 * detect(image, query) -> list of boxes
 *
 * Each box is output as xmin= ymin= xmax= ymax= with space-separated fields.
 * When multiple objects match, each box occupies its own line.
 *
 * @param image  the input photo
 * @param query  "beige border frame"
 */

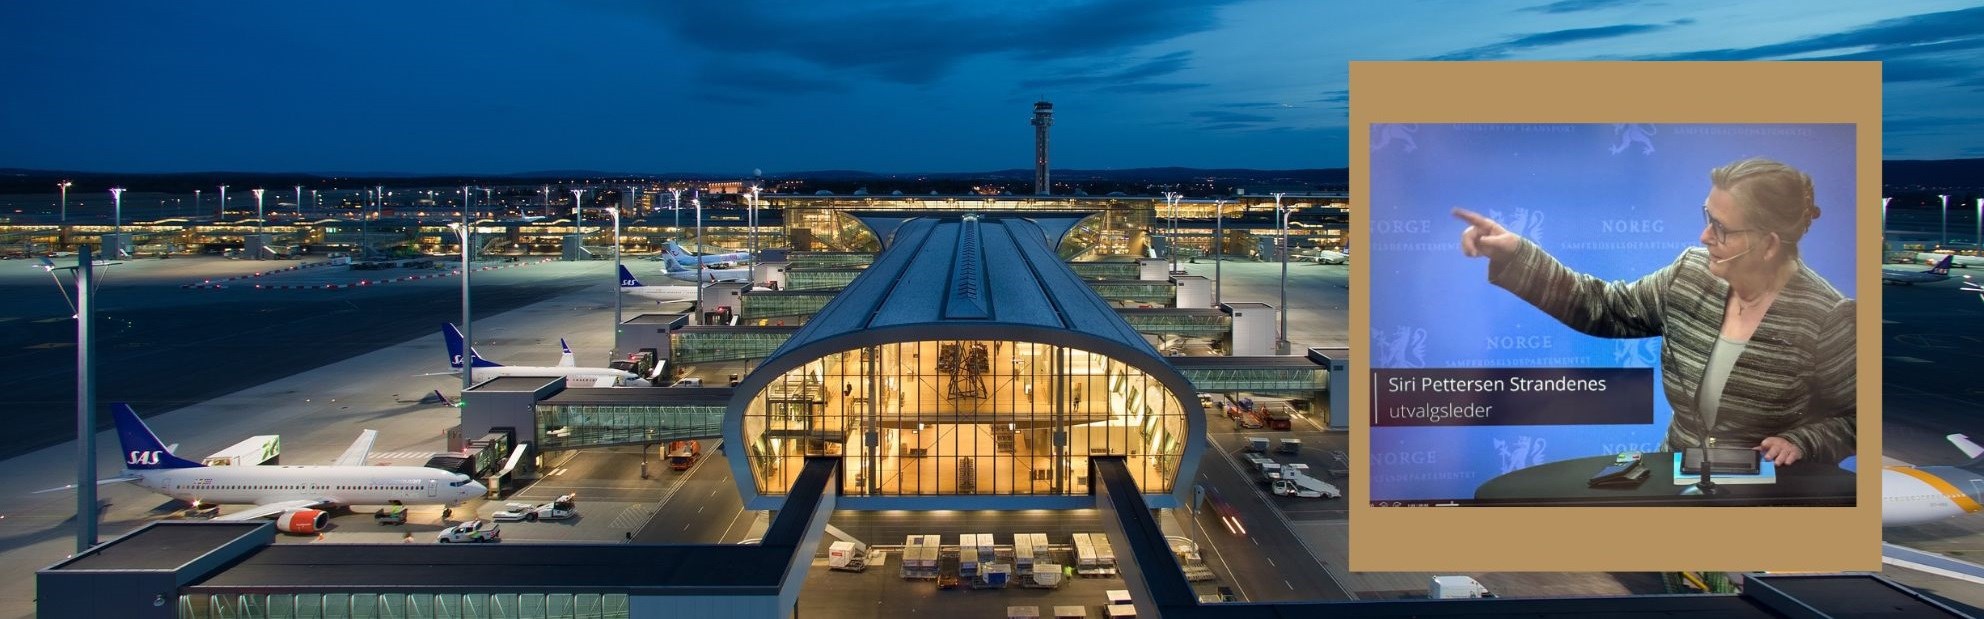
xmin=1349 ymin=62 xmax=1881 ymax=572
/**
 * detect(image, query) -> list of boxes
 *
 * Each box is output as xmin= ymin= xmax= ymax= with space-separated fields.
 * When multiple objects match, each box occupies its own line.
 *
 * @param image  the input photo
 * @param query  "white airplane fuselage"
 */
xmin=465 ymin=364 xmax=647 ymax=386
xmin=1884 ymin=466 xmax=1984 ymax=527
xmin=130 ymin=464 xmax=482 ymax=508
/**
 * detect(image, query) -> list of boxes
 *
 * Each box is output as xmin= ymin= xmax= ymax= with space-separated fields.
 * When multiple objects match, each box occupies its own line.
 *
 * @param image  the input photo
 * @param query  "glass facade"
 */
xmin=178 ymin=592 xmax=629 ymax=618
xmin=535 ymin=403 xmax=726 ymax=451
xmin=671 ymin=329 xmax=794 ymax=364
xmin=741 ymin=340 xmax=1188 ymax=499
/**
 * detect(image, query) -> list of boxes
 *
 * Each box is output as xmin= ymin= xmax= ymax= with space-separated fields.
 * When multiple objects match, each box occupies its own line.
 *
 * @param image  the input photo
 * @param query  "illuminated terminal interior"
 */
xmin=723 ymin=213 xmax=1204 ymax=510
xmin=741 ymin=339 xmax=1187 ymax=498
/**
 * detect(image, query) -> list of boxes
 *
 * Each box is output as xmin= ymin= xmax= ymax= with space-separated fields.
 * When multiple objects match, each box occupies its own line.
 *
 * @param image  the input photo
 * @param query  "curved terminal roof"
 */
xmin=767 ymin=215 xmax=1153 ymax=357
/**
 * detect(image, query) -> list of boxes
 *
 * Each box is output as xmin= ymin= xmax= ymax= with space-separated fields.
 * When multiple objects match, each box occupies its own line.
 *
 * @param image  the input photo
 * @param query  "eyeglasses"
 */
xmin=1702 ymin=205 xmax=1757 ymax=245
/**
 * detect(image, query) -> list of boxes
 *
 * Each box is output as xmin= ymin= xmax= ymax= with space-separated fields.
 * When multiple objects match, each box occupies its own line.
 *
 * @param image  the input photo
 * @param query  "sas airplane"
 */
xmin=441 ymin=323 xmax=653 ymax=387
xmin=41 ymin=404 xmax=485 ymax=534
xmin=618 ymin=265 xmax=698 ymax=303
xmin=1882 ymin=254 xmax=1954 ymax=285
xmin=1915 ymin=251 xmax=1984 ymax=269
xmin=663 ymin=240 xmax=750 ymax=269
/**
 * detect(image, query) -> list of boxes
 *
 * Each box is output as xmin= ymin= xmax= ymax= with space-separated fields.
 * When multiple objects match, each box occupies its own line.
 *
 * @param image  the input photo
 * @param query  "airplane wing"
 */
xmin=216 ymin=499 xmax=328 ymax=521
xmin=587 ymin=376 xmax=616 ymax=388
xmin=33 ymin=476 xmax=142 ymax=494
xmin=1884 ymin=542 xmax=1984 ymax=586
xmin=332 ymin=429 xmax=378 ymax=467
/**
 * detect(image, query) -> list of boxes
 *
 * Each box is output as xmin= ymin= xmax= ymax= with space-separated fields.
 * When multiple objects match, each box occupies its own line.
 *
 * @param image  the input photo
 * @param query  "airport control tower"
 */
xmin=1032 ymin=100 xmax=1053 ymax=195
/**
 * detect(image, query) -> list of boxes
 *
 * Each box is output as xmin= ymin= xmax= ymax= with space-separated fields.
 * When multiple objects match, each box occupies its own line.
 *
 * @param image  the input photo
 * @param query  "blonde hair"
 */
xmin=1710 ymin=157 xmax=1819 ymax=257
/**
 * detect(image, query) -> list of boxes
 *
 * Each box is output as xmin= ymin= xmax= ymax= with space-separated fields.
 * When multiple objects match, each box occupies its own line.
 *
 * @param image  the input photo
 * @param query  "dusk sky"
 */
xmin=3 ymin=1 xmax=1981 ymax=175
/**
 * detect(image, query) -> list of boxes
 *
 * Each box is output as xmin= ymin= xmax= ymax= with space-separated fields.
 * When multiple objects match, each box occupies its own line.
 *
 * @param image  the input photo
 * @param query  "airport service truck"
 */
xmin=1270 ymin=465 xmax=1342 ymax=499
xmin=1430 ymin=575 xmax=1494 ymax=599
xmin=666 ymin=440 xmax=702 ymax=471
xmin=202 ymin=435 xmax=280 ymax=466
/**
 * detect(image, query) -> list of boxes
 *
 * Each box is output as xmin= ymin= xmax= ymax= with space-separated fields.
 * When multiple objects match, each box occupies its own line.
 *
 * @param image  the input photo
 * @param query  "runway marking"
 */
xmin=1266 ymin=557 xmax=1275 ymax=567
xmin=698 ymin=506 xmax=705 ymax=514
xmin=1285 ymin=580 xmax=1295 ymax=590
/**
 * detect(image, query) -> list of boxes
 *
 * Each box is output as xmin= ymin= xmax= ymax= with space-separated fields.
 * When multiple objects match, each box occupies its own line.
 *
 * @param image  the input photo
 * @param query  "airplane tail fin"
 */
xmin=618 ymin=265 xmax=644 ymax=288
xmin=558 ymin=338 xmax=578 ymax=367
xmin=1951 ymin=434 xmax=1984 ymax=460
xmin=661 ymin=253 xmax=690 ymax=273
xmin=442 ymin=323 xmax=502 ymax=369
xmin=1933 ymin=255 xmax=1956 ymax=276
xmin=111 ymin=404 xmax=204 ymax=470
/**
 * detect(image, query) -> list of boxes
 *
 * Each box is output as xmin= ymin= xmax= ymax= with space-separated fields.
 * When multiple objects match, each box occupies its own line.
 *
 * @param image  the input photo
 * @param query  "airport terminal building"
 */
xmin=35 ymin=213 xmax=1965 ymax=618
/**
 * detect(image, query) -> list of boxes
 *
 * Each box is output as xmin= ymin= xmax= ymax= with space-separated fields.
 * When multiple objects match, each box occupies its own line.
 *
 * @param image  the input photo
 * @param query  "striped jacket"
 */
xmin=1489 ymin=240 xmax=1856 ymax=466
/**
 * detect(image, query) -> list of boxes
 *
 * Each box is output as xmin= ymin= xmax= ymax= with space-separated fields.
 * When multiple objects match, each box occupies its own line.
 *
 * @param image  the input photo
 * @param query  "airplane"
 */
xmin=660 ymin=251 xmax=751 ymax=284
xmin=440 ymin=323 xmax=653 ymax=387
xmin=618 ymin=265 xmax=699 ymax=302
xmin=1963 ymin=275 xmax=1984 ymax=301
xmin=1299 ymin=249 xmax=1348 ymax=264
xmin=663 ymin=239 xmax=750 ymax=269
xmin=1882 ymin=434 xmax=1984 ymax=528
xmin=1914 ymin=251 xmax=1984 ymax=268
xmin=1882 ymin=255 xmax=1954 ymax=285
xmin=38 ymin=404 xmax=485 ymax=535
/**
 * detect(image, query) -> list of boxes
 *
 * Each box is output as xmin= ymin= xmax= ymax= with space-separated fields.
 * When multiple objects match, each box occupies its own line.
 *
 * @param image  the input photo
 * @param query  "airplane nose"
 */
xmin=467 ymin=481 xmax=488 ymax=497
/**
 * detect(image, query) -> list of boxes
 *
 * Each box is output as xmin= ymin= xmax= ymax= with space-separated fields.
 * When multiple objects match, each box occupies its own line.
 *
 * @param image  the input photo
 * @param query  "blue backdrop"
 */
xmin=1366 ymin=123 xmax=1857 ymax=503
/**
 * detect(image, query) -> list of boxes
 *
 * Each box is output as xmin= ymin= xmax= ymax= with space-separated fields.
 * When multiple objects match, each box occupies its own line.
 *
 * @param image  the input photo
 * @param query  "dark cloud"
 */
xmin=1101 ymin=82 xmax=1209 ymax=93
xmin=1218 ymin=101 xmax=1306 ymax=109
xmin=1191 ymin=110 xmax=1275 ymax=124
xmin=615 ymin=1 xmax=1240 ymax=87
xmin=1520 ymin=0 xmax=1640 ymax=14
xmin=1637 ymin=6 xmax=1984 ymax=61
xmin=1429 ymin=24 xmax=1668 ymax=60
xmin=1021 ymin=51 xmax=1196 ymax=90
xmin=1200 ymin=122 xmax=1268 ymax=132
xmin=695 ymin=60 xmax=847 ymax=97
xmin=1309 ymin=90 xmax=1349 ymax=106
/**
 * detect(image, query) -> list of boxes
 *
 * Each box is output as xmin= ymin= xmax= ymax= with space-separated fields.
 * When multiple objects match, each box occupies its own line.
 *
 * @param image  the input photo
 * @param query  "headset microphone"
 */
xmin=1710 ymin=248 xmax=1751 ymax=265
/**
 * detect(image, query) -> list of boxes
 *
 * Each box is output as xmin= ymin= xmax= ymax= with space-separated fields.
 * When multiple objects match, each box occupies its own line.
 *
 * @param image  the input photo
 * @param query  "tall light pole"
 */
xmin=1941 ymin=194 xmax=1951 ymax=248
xmin=1163 ymin=191 xmax=1181 ymax=272
xmin=38 ymin=247 xmax=104 ymax=552
xmin=193 ymin=189 xmax=201 ymax=222
xmin=294 ymin=185 xmax=303 ymax=218
xmin=694 ymin=190 xmax=705 ymax=294
xmin=74 ymin=246 xmax=99 ymax=552
xmin=749 ymin=185 xmax=761 ymax=278
xmin=109 ymin=187 xmax=125 ymax=234
xmin=59 ymin=180 xmax=72 ymax=223
xmin=1214 ymin=198 xmax=1226 ymax=307
xmin=1275 ymin=192 xmax=1289 ymax=355
xmin=571 ymin=189 xmax=587 ymax=251
xmin=604 ymin=206 xmax=623 ymax=359
xmin=541 ymin=185 xmax=550 ymax=218
xmin=670 ymin=188 xmax=683 ymax=230
xmin=1976 ymin=198 xmax=1983 ymax=251
xmin=251 ymin=188 xmax=266 ymax=236
xmin=218 ymin=184 xmax=229 ymax=220
xmin=453 ymin=215 xmax=474 ymax=393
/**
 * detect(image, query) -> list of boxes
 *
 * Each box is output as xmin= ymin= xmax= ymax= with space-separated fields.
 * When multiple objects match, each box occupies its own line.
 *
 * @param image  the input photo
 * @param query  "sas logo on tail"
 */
xmin=128 ymin=450 xmax=165 ymax=466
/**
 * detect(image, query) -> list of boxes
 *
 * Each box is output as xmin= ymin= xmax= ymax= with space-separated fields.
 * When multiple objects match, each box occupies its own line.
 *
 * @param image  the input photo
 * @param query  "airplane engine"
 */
xmin=276 ymin=509 xmax=329 ymax=534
